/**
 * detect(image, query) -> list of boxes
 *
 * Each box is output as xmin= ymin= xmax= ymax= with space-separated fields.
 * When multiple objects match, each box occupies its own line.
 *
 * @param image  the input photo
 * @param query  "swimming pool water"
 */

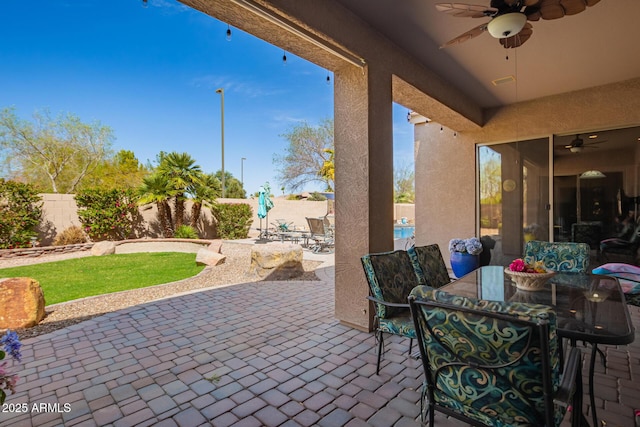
xmin=394 ymin=225 xmax=415 ymax=239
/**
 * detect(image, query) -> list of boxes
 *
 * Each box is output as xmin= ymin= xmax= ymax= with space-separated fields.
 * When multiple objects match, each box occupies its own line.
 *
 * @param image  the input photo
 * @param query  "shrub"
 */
xmin=211 ymin=203 xmax=252 ymax=239
xmin=174 ymin=225 xmax=199 ymax=239
xmin=53 ymin=226 xmax=87 ymax=246
xmin=75 ymin=188 xmax=140 ymax=241
xmin=0 ymin=179 xmax=42 ymax=249
xmin=307 ymin=192 xmax=327 ymax=201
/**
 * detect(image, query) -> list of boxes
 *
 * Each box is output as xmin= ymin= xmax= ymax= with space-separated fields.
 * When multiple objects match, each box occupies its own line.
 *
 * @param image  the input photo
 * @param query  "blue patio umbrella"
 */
xmin=257 ymin=183 xmax=274 ymax=240
xmin=257 ymin=183 xmax=274 ymax=219
xmin=258 ymin=186 xmax=267 ymax=219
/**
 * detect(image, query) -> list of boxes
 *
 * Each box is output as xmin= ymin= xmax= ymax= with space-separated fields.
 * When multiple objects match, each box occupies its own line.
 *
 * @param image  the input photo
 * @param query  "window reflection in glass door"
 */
xmin=478 ymin=138 xmax=550 ymax=267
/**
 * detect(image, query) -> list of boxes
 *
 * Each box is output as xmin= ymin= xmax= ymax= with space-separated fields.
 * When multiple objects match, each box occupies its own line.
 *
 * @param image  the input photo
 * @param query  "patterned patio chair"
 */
xmin=408 ymin=287 xmax=584 ymax=427
xmin=524 ymin=240 xmax=590 ymax=273
xmin=600 ymin=221 xmax=640 ymax=264
xmin=571 ymin=222 xmax=602 ymax=251
xmin=361 ymin=250 xmax=421 ymax=374
xmin=407 ymin=244 xmax=452 ymax=288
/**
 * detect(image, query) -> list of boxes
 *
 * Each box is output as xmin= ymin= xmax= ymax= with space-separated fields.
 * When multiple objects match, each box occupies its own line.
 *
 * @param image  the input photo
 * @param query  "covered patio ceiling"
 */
xmin=334 ymin=0 xmax=640 ymax=109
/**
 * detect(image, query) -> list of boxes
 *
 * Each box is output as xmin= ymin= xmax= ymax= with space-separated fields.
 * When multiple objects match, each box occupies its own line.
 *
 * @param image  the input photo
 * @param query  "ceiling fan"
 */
xmin=563 ymin=134 xmax=606 ymax=153
xmin=436 ymin=0 xmax=601 ymax=49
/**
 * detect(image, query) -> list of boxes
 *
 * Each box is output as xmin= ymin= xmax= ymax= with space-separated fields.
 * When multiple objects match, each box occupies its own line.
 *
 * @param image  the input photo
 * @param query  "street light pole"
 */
xmin=241 ymin=157 xmax=246 ymax=189
xmin=215 ymin=88 xmax=225 ymax=198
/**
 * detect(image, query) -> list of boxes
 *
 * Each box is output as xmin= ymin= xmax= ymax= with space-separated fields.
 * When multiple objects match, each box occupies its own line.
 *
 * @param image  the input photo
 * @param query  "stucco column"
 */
xmin=334 ymin=65 xmax=394 ymax=331
xmin=414 ymin=123 xmax=476 ymax=263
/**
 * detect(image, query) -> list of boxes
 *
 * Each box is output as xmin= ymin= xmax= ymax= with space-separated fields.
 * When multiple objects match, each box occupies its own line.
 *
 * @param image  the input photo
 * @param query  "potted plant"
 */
xmin=449 ymin=237 xmax=483 ymax=278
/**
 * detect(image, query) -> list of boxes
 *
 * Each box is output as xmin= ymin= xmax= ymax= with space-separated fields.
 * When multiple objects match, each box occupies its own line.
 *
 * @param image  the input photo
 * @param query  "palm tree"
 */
xmin=189 ymin=173 xmax=220 ymax=228
xmin=138 ymin=174 xmax=175 ymax=237
xmin=158 ymin=152 xmax=202 ymax=228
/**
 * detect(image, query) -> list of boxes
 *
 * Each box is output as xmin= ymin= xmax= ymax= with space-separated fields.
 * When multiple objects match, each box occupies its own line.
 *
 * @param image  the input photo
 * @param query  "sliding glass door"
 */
xmin=553 ymin=127 xmax=640 ymax=256
xmin=478 ymin=138 xmax=550 ymax=266
xmin=479 ymin=126 xmax=640 ymax=266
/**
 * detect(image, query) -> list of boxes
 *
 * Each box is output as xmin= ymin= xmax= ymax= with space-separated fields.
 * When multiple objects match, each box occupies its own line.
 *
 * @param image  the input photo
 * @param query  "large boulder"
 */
xmin=0 ymin=277 xmax=46 ymax=329
xmin=91 ymin=241 xmax=116 ymax=256
xmin=249 ymin=243 xmax=304 ymax=280
xmin=207 ymin=239 xmax=223 ymax=254
xmin=196 ymin=248 xmax=226 ymax=266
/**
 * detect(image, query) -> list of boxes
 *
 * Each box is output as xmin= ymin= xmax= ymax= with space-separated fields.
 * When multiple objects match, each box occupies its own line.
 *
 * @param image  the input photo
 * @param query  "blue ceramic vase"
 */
xmin=450 ymin=251 xmax=479 ymax=278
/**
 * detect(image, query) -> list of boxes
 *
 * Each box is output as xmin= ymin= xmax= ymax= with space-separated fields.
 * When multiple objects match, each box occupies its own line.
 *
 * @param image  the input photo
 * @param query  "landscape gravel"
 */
xmin=3 ymin=242 xmax=321 ymax=340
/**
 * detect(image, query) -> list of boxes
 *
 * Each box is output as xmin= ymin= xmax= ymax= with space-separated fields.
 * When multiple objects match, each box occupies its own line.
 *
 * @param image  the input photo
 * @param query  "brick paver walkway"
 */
xmin=2 ymin=266 xmax=639 ymax=427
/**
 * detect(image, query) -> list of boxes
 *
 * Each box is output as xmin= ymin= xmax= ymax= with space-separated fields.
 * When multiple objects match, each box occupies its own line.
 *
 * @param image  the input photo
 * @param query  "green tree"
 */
xmin=214 ymin=170 xmax=245 ymax=199
xmin=82 ymin=150 xmax=148 ymax=190
xmin=479 ymin=147 xmax=502 ymax=204
xmin=0 ymin=107 xmax=114 ymax=193
xmin=273 ymin=118 xmax=334 ymax=191
xmin=157 ymin=152 xmax=202 ymax=228
xmin=0 ymin=179 xmax=42 ymax=248
xmin=394 ymin=162 xmax=415 ymax=203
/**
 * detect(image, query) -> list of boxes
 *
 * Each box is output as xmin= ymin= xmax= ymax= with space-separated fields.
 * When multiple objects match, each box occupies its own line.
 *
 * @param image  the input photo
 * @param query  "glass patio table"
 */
xmin=440 ymin=266 xmax=635 ymax=427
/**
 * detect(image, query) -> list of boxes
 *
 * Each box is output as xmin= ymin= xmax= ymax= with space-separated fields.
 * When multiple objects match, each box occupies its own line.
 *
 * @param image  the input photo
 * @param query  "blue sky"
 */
xmin=0 ymin=0 xmax=414 ymax=195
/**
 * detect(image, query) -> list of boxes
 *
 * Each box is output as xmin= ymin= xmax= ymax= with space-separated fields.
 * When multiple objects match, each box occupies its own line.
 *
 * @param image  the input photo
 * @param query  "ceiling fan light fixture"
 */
xmin=487 ymin=13 xmax=527 ymax=39
xmin=580 ymin=170 xmax=606 ymax=179
xmin=570 ymin=146 xmax=584 ymax=153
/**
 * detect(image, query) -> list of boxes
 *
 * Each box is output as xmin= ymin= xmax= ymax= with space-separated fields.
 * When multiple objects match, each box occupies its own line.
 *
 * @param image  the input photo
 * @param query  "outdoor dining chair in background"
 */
xmin=408 ymin=287 xmax=585 ymax=427
xmin=305 ymin=217 xmax=333 ymax=253
xmin=407 ymin=244 xmax=452 ymax=288
xmin=524 ymin=240 xmax=591 ymax=273
xmin=361 ymin=250 xmax=421 ymax=375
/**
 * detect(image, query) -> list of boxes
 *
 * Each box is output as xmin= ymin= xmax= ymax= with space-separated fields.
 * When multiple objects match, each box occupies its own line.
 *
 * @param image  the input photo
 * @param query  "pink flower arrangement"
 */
xmin=509 ymin=258 xmax=547 ymax=274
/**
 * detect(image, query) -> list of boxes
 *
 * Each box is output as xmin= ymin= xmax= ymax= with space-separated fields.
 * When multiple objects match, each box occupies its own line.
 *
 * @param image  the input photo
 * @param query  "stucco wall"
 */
xmin=37 ymin=194 xmax=415 ymax=246
xmin=415 ymin=78 xmax=640 ymax=268
xmin=414 ymin=124 xmax=476 ymax=261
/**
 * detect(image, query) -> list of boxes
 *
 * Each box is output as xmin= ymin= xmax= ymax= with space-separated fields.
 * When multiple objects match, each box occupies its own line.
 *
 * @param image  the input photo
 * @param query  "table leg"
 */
xmin=589 ymin=344 xmax=598 ymax=427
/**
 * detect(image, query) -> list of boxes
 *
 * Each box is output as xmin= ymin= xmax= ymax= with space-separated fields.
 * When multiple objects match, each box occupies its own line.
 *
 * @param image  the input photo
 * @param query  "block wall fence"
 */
xmin=35 ymin=194 xmax=414 ymax=246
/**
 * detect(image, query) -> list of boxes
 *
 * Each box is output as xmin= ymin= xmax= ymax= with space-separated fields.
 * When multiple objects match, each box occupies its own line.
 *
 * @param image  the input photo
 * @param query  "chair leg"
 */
xmin=409 ymin=338 xmax=413 ymax=355
xmin=376 ymin=331 xmax=384 ymax=375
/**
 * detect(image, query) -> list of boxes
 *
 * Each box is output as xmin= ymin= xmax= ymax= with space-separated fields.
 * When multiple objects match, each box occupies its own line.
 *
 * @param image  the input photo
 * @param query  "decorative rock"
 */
xmin=249 ymin=243 xmax=304 ymax=280
xmin=0 ymin=277 xmax=46 ymax=329
xmin=196 ymin=248 xmax=226 ymax=266
xmin=91 ymin=241 xmax=116 ymax=256
xmin=207 ymin=239 xmax=223 ymax=254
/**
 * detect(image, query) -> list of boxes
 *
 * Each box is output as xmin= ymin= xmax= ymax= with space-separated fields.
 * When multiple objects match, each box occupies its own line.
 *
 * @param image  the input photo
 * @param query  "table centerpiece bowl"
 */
xmin=504 ymin=268 xmax=555 ymax=292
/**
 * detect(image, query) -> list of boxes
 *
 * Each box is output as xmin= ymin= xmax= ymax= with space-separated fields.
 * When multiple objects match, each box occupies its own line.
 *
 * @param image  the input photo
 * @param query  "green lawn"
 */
xmin=0 ymin=252 xmax=205 ymax=305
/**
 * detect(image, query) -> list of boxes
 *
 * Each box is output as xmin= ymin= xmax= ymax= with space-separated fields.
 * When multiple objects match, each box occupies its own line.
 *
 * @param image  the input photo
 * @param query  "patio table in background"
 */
xmin=440 ymin=266 xmax=635 ymax=427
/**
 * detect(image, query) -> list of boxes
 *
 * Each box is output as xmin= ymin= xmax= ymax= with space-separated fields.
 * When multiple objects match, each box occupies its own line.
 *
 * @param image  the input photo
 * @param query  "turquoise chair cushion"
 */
xmin=410 ymin=286 xmax=563 ymax=426
xmin=379 ymin=314 xmax=417 ymax=339
xmin=524 ymin=240 xmax=590 ymax=273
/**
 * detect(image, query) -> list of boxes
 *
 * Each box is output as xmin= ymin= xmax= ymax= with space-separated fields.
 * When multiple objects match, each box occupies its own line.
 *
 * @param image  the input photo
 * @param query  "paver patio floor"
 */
xmin=2 ymin=264 xmax=639 ymax=427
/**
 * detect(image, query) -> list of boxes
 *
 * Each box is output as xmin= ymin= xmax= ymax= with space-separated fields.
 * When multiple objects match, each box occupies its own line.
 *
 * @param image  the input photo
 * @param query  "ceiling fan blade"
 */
xmin=524 ymin=5 xmax=542 ymax=21
xmin=440 ymin=22 xmax=489 ymax=48
xmin=435 ymin=3 xmax=497 ymax=18
xmin=538 ymin=0 xmax=565 ymax=20
xmin=560 ymin=0 xmax=586 ymax=15
xmin=500 ymin=23 xmax=533 ymax=48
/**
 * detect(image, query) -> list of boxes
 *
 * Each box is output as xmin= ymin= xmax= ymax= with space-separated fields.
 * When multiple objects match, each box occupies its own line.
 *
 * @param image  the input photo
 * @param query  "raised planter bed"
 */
xmin=0 ymin=238 xmax=216 ymax=260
